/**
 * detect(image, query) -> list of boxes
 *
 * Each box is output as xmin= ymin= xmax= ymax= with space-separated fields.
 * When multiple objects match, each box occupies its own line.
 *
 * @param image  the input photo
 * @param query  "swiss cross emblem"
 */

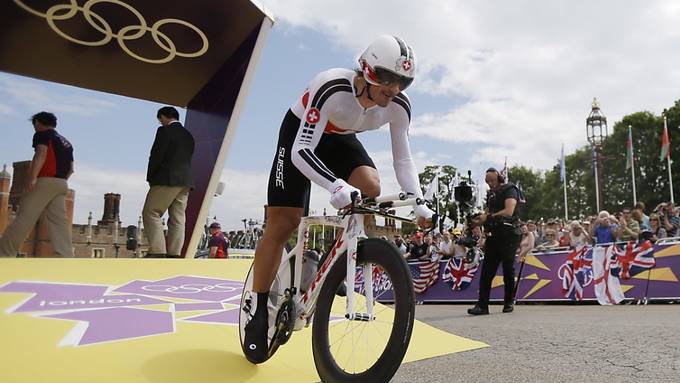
xmin=402 ymin=60 xmax=412 ymax=71
xmin=306 ymin=108 xmax=321 ymax=124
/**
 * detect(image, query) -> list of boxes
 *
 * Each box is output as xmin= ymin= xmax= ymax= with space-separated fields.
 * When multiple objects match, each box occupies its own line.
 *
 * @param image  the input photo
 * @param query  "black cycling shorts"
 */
xmin=267 ymin=109 xmax=376 ymax=211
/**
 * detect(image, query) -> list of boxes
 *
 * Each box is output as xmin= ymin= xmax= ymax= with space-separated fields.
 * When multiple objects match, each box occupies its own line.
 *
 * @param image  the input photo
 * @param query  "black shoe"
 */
xmin=467 ymin=305 xmax=489 ymax=315
xmin=243 ymin=292 xmax=270 ymax=364
xmin=502 ymin=304 xmax=514 ymax=313
xmin=143 ymin=253 xmax=166 ymax=258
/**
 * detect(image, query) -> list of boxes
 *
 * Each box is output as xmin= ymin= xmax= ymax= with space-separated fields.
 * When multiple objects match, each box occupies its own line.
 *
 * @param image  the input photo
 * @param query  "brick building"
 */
xmin=0 ymin=162 xmax=149 ymax=258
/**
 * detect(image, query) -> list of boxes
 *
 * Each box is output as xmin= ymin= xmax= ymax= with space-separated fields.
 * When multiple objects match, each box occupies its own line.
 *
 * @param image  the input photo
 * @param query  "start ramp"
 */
xmin=0 ymin=258 xmax=487 ymax=382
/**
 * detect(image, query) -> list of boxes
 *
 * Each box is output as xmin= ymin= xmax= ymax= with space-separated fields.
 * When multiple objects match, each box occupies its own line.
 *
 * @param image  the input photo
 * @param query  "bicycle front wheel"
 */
xmin=312 ymin=238 xmax=415 ymax=383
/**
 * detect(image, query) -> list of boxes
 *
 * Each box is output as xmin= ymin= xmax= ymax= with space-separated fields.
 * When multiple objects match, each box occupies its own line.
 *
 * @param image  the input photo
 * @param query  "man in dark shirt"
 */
xmin=0 ymin=112 xmax=74 ymax=257
xmin=468 ymin=168 xmax=522 ymax=315
xmin=208 ymin=222 xmax=229 ymax=259
xmin=404 ymin=232 xmax=428 ymax=262
xmin=142 ymin=106 xmax=195 ymax=258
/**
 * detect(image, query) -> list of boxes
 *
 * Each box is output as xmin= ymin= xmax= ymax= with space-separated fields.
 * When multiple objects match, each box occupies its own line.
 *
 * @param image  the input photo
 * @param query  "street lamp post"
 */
xmin=586 ymin=98 xmax=608 ymax=213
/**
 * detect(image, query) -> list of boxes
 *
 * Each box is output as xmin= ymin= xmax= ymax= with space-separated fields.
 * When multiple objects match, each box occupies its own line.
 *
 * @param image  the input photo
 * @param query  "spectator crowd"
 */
xmin=384 ymin=200 xmax=680 ymax=264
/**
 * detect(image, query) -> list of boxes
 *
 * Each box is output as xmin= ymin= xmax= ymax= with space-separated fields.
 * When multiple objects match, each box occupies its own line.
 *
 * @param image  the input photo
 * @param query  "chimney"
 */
xmin=0 ymin=165 xmax=11 ymax=235
xmin=98 ymin=193 xmax=121 ymax=226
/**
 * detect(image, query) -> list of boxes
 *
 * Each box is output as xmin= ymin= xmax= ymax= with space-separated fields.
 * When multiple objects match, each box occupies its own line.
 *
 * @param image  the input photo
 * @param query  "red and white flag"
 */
xmin=592 ymin=245 xmax=625 ymax=305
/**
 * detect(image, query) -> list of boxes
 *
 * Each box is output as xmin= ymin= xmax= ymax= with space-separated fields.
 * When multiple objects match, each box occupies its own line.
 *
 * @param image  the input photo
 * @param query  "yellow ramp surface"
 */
xmin=0 ymin=259 xmax=486 ymax=383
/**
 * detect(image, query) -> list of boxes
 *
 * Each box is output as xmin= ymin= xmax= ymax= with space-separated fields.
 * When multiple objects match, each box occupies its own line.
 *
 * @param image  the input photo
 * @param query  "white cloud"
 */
xmin=0 ymin=75 xmax=115 ymax=117
xmin=67 ymin=164 xmax=148 ymax=225
xmin=259 ymin=0 xmax=680 ymax=169
xmin=0 ymin=102 xmax=14 ymax=116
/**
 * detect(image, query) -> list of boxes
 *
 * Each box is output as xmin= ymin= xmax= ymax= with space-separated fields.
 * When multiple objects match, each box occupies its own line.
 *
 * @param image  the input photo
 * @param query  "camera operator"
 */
xmin=467 ymin=168 xmax=522 ymax=315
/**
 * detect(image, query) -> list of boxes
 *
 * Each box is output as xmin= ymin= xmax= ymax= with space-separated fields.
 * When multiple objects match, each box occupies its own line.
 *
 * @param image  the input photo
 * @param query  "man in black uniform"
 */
xmin=468 ymin=168 xmax=522 ymax=315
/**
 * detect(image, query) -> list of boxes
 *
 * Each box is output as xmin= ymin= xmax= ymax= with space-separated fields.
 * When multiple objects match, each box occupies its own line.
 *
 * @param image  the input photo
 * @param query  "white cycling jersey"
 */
xmin=289 ymin=68 xmax=422 ymax=199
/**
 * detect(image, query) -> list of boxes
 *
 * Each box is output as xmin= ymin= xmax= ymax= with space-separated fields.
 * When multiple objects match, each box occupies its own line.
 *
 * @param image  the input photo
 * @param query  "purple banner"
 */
xmin=373 ymin=242 xmax=680 ymax=302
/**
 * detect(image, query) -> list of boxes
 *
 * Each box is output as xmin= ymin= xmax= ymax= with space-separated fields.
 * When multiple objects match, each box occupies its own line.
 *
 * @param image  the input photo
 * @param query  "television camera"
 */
xmin=453 ymin=171 xmax=483 ymax=263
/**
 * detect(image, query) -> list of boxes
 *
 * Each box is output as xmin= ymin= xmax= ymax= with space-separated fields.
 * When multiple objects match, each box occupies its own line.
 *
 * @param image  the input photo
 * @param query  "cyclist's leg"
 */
xmin=244 ymin=208 xmax=301 ymax=363
xmin=244 ymin=110 xmax=308 ymax=363
xmin=252 ymin=207 xmax=303 ymax=292
xmin=348 ymin=165 xmax=381 ymax=197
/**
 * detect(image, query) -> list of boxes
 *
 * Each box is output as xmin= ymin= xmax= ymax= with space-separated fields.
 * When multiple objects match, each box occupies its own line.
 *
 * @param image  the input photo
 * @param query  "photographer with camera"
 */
xmin=467 ymin=168 xmax=523 ymax=315
xmin=655 ymin=202 xmax=680 ymax=238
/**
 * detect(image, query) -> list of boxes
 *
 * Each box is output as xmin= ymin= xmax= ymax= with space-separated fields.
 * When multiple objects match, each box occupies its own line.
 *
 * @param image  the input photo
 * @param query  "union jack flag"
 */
xmin=558 ymin=245 xmax=593 ymax=301
xmin=610 ymin=240 xmax=655 ymax=280
xmin=442 ymin=257 xmax=479 ymax=291
xmin=410 ymin=260 xmax=440 ymax=294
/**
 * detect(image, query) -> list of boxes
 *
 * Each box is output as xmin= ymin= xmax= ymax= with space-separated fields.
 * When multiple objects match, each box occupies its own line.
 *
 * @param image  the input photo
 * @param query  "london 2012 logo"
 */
xmin=13 ymin=0 xmax=209 ymax=64
xmin=0 ymin=276 xmax=244 ymax=346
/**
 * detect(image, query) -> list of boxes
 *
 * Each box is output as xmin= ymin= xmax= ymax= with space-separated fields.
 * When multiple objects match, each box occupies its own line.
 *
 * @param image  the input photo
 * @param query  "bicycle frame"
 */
xmin=281 ymin=194 xmax=424 ymax=327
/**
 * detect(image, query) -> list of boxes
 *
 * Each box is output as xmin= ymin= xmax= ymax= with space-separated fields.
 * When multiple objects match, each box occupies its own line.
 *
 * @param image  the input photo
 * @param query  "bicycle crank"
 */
xmin=270 ymin=290 xmax=296 ymax=348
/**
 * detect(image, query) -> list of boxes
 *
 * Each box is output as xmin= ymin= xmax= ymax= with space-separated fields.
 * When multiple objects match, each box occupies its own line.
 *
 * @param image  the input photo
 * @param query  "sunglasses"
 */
xmin=373 ymin=67 xmax=414 ymax=90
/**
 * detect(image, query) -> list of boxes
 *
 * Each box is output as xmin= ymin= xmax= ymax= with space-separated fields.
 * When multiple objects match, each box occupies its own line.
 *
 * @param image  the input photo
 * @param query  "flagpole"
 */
xmin=629 ymin=125 xmax=637 ymax=205
xmin=562 ymin=144 xmax=568 ymax=221
xmin=668 ymin=155 xmax=674 ymax=204
xmin=664 ymin=117 xmax=675 ymax=204
xmin=563 ymin=176 xmax=568 ymax=221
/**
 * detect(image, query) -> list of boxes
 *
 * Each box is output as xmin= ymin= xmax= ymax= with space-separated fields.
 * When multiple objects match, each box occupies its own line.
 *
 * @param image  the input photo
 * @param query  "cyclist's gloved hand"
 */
xmin=414 ymin=204 xmax=434 ymax=220
xmin=329 ymin=179 xmax=361 ymax=209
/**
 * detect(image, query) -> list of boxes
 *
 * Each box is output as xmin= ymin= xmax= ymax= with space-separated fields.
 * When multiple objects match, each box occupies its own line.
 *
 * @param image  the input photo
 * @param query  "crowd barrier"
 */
xmin=380 ymin=238 xmax=680 ymax=303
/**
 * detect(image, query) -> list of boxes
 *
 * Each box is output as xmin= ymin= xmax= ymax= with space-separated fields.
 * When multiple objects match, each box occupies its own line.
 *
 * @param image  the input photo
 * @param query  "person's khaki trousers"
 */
xmin=0 ymin=177 xmax=73 ymax=257
xmin=142 ymin=185 xmax=190 ymax=256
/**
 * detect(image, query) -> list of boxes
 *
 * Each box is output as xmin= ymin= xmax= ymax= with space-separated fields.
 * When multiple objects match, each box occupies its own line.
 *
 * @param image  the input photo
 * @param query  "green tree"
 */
xmin=418 ymin=165 xmax=458 ymax=228
xmin=506 ymin=165 xmax=544 ymax=221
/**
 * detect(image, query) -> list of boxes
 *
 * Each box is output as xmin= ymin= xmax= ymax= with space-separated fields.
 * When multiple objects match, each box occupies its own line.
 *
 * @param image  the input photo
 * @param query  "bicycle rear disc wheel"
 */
xmin=238 ymin=253 xmax=294 ymax=363
xmin=312 ymin=238 xmax=415 ymax=383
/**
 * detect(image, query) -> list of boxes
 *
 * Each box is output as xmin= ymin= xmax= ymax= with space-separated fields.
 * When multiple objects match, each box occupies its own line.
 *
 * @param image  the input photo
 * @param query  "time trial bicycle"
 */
xmin=239 ymin=192 xmax=436 ymax=382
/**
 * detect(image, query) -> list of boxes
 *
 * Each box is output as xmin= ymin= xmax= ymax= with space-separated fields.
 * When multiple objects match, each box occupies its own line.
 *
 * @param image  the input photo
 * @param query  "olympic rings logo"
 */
xmin=140 ymin=283 xmax=238 ymax=294
xmin=14 ymin=0 xmax=209 ymax=64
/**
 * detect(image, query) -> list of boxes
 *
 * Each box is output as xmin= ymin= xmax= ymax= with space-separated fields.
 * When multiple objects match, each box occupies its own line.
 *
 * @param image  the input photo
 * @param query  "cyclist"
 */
xmin=243 ymin=35 xmax=434 ymax=363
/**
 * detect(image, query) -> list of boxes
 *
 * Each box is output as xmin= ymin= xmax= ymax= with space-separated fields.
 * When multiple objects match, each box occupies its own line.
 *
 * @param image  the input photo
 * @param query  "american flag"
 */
xmin=410 ymin=260 xmax=440 ymax=294
xmin=611 ymin=240 xmax=655 ymax=280
xmin=442 ymin=257 xmax=478 ymax=291
xmin=354 ymin=265 xmax=389 ymax=296
xmin=558 ymin=245 xmax=593 ymax=301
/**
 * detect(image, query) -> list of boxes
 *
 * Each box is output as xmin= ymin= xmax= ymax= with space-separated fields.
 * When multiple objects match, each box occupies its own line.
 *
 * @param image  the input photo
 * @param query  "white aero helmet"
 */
xmin=358 ymin=35 xmax=416 ymax=90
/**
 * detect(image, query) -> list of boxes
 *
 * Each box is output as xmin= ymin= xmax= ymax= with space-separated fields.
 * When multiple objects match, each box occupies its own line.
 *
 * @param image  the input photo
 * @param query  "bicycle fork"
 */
xmin=345 ymin=214 xmax=375 ymax=322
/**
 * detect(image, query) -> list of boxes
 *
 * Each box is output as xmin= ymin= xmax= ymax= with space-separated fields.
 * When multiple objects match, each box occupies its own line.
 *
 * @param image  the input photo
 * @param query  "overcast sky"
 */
xmin=1 ymin=0 xmax=679 ymax=230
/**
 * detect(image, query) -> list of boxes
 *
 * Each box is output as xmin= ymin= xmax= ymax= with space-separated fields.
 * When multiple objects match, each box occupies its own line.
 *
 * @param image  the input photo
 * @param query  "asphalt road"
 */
xmin=393 ymin=303 xmax=680 ymax=383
